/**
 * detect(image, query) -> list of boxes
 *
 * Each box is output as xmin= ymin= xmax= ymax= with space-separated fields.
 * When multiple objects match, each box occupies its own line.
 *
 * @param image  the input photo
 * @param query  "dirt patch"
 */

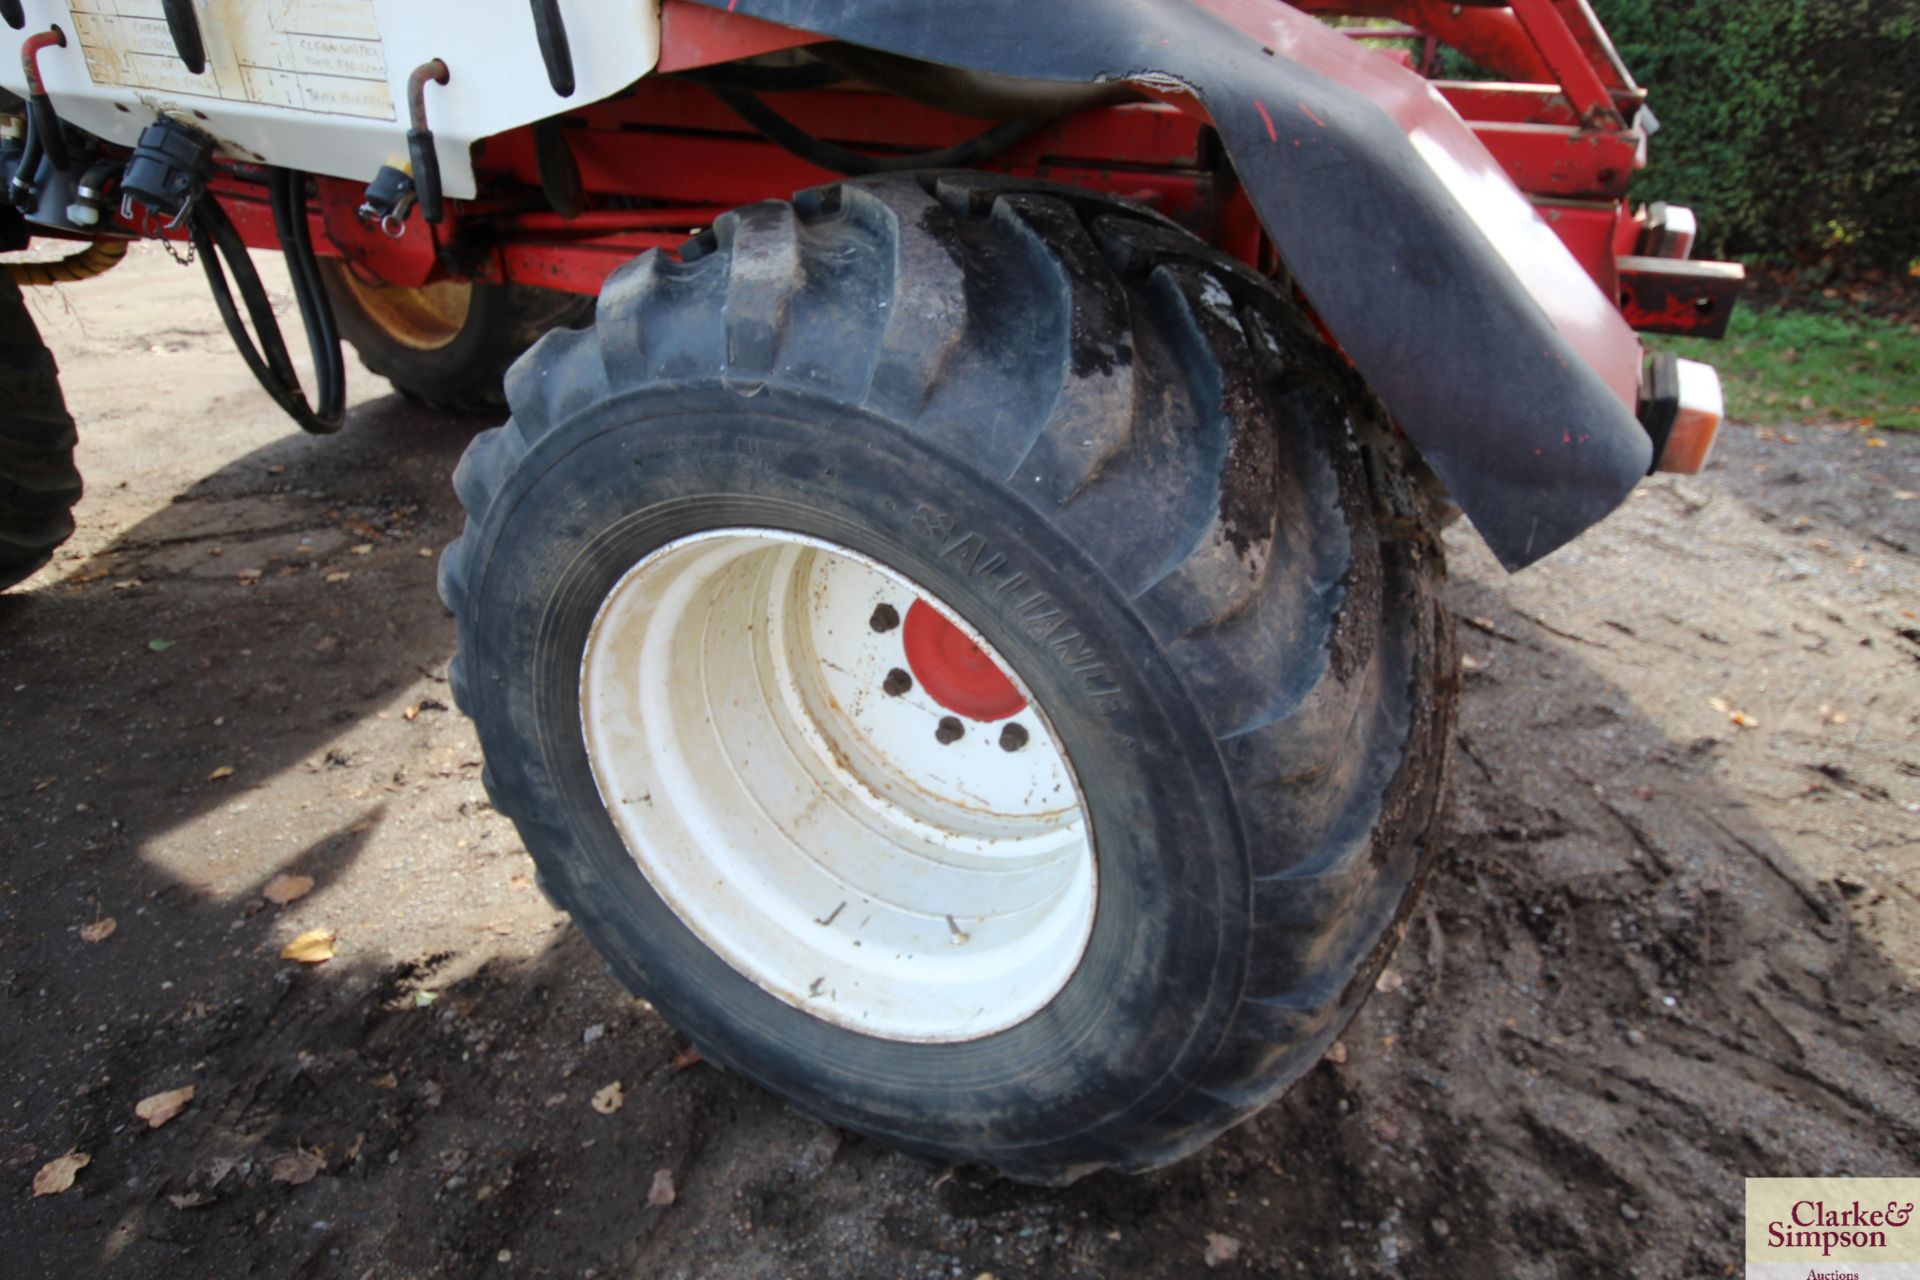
xmin=2 ymin=247 xmax=1916 ymax=1277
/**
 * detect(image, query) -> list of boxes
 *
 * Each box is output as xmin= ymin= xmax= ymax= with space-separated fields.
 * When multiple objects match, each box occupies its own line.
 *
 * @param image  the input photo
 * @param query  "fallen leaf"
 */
xmin=313 ymin=635 xmax=339 ymax=653
xmin=1865 ymin=437 xmax=1887 ymax=448
xmin=30 ymin=1150 xmax=89 ymax=1198
xmin=591 ymin=1082 xmax=625 ymax=1115
xmin=266 ymin=464 xmax=286 ymax=475
xmin=147 ymin=638 xmax=175 ymax=653
xmin=1374 ymin=968 xmax=1404 ymax=994
xmin=78 ymin=917 xmax=117 ymax=944
xmin=1324 ymin=1040 xmax=1348 ymax=1065
xmin=135 ymin=1085 xmax=195 ymax=1129
xmin=1203 ymin=1232 xmax=1243 ymax=1267
xmin=205 ymin=1155 xmax=247 ymax=1186
xmin=413 ymin=990 xmax=438 ymax=1008
xmin=350 ymin=544 xmax=373 ymax=556
xmin=369 ymin=1073 xmax=398 ymax=1090
xmin=280 ymin=929 xmax=336 ymax=964
xmin=262 ymin=874 xmax=314 ymax=905
xmin=324 ymin=571 xmax=351 ymax=584
xmin=269 ymin=1146 xmax=325 ymax=1186
xmin=403 ymin=704 xmax=420 ymax=722
xmin=112 ymin=578 xmax=143 ymax=591
xmin=418 ymin=547 xmax=434 ymax=558
xmin=1707 ymin=696 xmax=1731 ymax=714
xmin=236 ymin=568 xmax=262 ymax=581
xmin=1459 ymin=653 xmax=1487 ymax=672
xmin=670 ymin=1047 xmax=703 ymax=1072
xmin=206 ymin=765 xmax=235 ymax=782
xmin=647 ymin=1168 xmax=676 ymax=1207
xmin=167 ymin=1191 xmax=213 ymax=1210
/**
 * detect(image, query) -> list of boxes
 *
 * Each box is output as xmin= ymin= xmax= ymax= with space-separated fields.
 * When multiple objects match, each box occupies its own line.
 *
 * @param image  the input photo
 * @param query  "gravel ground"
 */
xmin=3 ymin=245 xmax=1916 ymax=1277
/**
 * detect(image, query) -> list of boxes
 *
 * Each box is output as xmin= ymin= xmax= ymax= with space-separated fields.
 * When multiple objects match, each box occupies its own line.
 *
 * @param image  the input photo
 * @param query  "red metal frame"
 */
xmin=125 ymin=0 xmax=1731 ymax=337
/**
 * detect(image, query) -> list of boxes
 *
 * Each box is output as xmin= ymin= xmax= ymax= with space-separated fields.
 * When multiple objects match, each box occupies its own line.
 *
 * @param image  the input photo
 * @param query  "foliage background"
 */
xmin=1591 ymin=0 xmax=1919 ymax=265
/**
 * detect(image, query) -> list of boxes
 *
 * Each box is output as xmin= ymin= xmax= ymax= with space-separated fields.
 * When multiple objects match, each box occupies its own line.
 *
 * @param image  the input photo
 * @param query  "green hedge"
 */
xmin=1591 ymin=0 xmax=1919 ymax=264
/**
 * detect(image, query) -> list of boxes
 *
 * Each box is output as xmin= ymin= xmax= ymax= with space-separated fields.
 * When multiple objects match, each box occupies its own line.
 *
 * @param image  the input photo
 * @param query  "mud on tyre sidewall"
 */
xmin=452 ymin=393 xmax=1251 ymax=1172
xmin=442 ymin=174 xmax=1456 ymax=1182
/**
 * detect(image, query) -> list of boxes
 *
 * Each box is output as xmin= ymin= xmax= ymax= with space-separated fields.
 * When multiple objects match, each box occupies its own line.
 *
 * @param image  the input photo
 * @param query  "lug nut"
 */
xmin=869 ymin=603 xmax=900 ymax=633
xmin=934 ymin=716 xmax=964 ymax=745
xmin=998 ymin=722 xmax=1029 ymax=752
xmin=883 ymin=668 xmax=913 ymax=697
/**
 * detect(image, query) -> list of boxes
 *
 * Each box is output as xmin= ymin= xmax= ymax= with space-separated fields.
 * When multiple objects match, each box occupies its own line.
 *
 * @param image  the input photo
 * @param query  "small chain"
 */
xmin=159 ymin=233 xmax=195 ymax=268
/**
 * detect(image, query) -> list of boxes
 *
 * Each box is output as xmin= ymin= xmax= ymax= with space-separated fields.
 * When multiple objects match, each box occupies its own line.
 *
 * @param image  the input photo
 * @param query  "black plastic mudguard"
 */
xmin=689 ymin=0 xmax=1654 ymax=569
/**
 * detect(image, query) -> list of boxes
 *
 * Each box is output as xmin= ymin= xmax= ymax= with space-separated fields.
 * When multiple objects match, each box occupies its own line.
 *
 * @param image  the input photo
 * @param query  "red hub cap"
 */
xmin=901 ymin=600 xmax=1028 ymax=722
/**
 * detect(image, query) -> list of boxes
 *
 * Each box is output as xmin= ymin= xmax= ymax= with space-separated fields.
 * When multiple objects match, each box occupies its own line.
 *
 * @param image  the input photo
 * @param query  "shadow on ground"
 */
xmin=2 ymin=406 xmax=1916 ymax=1279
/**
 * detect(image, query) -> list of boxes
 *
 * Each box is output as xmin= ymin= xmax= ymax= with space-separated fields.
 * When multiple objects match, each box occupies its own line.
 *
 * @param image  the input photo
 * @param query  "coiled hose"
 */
xmin=5 ymin=237 xmax=127 ymax=285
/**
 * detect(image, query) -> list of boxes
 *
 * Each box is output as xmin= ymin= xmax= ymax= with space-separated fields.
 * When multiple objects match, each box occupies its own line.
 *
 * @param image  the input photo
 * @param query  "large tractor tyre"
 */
xmin=442 ymin=173 xmax=1456 ymax=1182
xmin=318 ymin=260 xmax=593 ymax=416
xmin=0 ymin=273 xmax=83 ymax=591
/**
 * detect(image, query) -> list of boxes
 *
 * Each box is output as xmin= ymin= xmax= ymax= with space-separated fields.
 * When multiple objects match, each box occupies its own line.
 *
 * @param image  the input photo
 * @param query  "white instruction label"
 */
xmin=71 ymin=0 xmax=395 ymax=121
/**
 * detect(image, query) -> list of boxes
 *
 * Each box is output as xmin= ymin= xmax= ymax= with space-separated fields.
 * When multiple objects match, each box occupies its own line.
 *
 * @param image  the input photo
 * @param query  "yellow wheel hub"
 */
xmin=334 ymin=268 xmax=473 ymax=352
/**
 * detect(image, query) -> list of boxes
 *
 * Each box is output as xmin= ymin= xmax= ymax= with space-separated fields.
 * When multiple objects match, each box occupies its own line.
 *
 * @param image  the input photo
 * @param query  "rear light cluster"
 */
xmin=1640 ymin=352 xmax=1725 ymax=475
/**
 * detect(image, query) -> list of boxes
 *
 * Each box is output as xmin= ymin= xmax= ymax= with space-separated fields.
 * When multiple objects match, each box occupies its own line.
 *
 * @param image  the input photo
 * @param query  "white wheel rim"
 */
xmin=579 ymin=529 xmax=1096 ymax=1043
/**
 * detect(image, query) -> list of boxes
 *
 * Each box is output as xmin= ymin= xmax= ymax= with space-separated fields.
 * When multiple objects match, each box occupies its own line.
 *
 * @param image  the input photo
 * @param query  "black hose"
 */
xmin=673 ymin=60 xmax=845 ymax=92
xmin=7 ymin=129 xmax=40 ymax=207
xmin=25 ymin=91 xmax=65 ymax=171
xmin=189 ymin=173 xmax=344 ymax=434
xmin=268 ymin=167 xmax=345 ymax=427
xmin=158 ymin=0 xmax=207 ymax=75
xmin=709 ymin=86 xmax=1042 ymax=177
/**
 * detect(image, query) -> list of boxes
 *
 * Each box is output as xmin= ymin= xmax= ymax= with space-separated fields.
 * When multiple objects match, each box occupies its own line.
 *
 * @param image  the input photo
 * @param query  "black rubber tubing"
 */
xmin=710 ymin=85 xmax=1042 ymax=176
xmin=190 ymin=171 xmax=344 ymax=434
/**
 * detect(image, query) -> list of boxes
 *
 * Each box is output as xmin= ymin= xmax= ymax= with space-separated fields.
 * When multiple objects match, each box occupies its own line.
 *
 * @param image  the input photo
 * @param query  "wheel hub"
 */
xmin=902 ymin=599 xmax=1028 ymax=722
xmin=335 ymin=266 xmax=473 ymax=351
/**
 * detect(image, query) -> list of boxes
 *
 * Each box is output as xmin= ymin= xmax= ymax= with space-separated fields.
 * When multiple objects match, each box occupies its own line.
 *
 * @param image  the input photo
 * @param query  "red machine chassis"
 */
xmin=90 ymin=0 xmax=1730 ymax=341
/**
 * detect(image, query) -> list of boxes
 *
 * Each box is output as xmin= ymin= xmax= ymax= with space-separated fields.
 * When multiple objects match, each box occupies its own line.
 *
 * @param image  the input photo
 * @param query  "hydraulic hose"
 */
xmin=6 ymin=128 xmax=39 ymax=207
xmin=267 ymin=167 xmax=345 ymax=428
xmin=709 ymin=86 xmax=1043 ymax=177
xmin=5 ymin=237 xmax=127 ymax=286
xmin=671 ymin=59 xmax=845 ymax=92
xmin=188 ymin=171 xmax=344 ymax=434
xmin=19 ymin=28 xmax=68 ymax=173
